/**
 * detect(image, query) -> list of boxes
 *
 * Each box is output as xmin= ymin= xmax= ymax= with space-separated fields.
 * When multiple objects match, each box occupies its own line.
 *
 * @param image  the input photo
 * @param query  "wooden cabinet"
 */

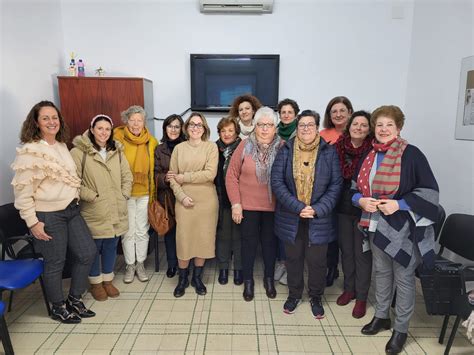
xmin=57 ymin=77 xmax=154 ymax=141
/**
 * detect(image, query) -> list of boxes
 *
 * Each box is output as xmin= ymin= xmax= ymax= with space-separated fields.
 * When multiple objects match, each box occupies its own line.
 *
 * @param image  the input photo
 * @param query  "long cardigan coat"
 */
xmin=271 ymin=137 xmax=343 ymax=246
xmin=71 ymin=133 xmax=133 ymax=238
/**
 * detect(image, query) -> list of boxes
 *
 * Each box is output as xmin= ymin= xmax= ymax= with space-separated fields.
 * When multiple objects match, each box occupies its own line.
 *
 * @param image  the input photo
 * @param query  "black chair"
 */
xmin=0 ymin=300 xmax=14 ymax=355
xmin=420 ymin=213 xmax=474 ymax=355
xmin=0 ymin=203 xmax=50 ymax=315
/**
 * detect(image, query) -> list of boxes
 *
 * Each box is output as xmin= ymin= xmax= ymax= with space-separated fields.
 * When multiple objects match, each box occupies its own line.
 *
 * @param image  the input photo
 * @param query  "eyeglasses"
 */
xmin=167 ymin=125 xmax=181 ymax=131
xmin=297 ymin=123 xmax=317 ymax=130
xmin=189 ymin=123 xmax=203 ymax=129
xmin=256 ymin=123 xmax=275 ymax=129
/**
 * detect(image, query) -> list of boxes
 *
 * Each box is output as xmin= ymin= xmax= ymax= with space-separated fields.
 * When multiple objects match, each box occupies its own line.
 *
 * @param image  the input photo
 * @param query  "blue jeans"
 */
xmin=165 ymin=226 xmax=178 ymax=268
xmin=89 ymin=237 xmax=119 ymax=277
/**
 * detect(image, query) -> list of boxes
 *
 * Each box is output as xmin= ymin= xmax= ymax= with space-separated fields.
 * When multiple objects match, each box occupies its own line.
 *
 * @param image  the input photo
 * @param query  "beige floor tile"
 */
xmin=9 ymin=332 xmax=50 ymax=350
xmin=5 ymin=251 xmax=474 ymax=355
xmin=205 ymin=334 xmax=233 ymax=351
xmin=344 ymin=335 xmax=390 ymax=353
xmin=209 ymin=310 xmax=233 ymax=324
xmin=56 ymin=333 xmax=94 ymax=351
xmin=85 ymin=333 xmax=121 ymax=350
xmin=275 ymin=335 xmax=305 ymax=352
xmin=300 ymin=335 xmax=332 ymax=352
xmin=158 ymin=334 xmax=189 ymax=350
xmin=130 ymin=334 xmax=162 ymax=351
xmin=232 ymin=334 xmax=258 ymax=351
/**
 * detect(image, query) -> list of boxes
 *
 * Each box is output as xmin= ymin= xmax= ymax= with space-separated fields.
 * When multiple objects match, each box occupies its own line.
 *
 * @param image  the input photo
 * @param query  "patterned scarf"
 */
xmin=335 ymin=133 xmax=372 ymax=180
xmin=357 ymin=136 xmax=408 ymax=227
xmin=216 ymin=137 xmax=241 ymax=176
xmin=243 ymin=132 xmax=283 ymax=202
xmin=292 ymin=135 xmax=320 ymax=205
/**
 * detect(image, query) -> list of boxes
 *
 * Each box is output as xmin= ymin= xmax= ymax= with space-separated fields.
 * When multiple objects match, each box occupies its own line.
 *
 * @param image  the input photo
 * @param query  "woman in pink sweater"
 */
xmin=226 ymin=107 xmax=283 ymax=302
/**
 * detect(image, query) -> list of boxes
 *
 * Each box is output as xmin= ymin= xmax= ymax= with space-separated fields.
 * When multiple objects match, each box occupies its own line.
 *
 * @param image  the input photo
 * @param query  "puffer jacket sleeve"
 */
xmin=271 ymin=146 xmax=306 ymax=214
xmin=311 ymin=145 xmax=343 ymax=217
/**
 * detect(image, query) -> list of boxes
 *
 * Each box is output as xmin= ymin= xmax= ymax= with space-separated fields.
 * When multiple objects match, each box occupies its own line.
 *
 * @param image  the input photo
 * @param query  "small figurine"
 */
xmin=68 ymin=52 xmax=77 ymax=76
xmin=95 ymin=67 xmax=105 ymax=77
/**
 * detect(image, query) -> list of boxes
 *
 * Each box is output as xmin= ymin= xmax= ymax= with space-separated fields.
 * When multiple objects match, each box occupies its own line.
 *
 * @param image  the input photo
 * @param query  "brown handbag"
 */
xmin=148 ymin=190 xmax=175 ymax=236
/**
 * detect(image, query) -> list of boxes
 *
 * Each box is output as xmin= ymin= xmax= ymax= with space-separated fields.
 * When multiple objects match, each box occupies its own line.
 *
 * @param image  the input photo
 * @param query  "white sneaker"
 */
xmin=136 ymin=262 xmax=149 ymax=282
xmin=274 ymin=263 xmax=286 ymax=281
xmin=279 ymin=271 xmax=288 ymax=285
xmin=124 ymin=264 xmax=135 ymax=284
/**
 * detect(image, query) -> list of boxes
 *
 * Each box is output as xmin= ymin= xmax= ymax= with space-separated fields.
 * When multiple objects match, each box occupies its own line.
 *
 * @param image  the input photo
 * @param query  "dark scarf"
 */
xmin=357 ymin=136 xmax=408 ymax=227
xmin=166 ymin=136 xmax=184 ymax=153
xmin=216 ymin=137 xmax=241 ymax=176
xmin=335 ymin=133 xmax=372 ymax=180
xmin=277 ymin=120 xmax=297 ymax=141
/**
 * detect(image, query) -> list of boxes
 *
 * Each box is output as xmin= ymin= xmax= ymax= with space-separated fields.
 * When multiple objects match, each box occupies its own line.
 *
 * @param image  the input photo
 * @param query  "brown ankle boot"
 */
xmin=90 ymin=283 xmax=108 ymax=301
xmin=103 ymin=281 xmax=120 ymax=298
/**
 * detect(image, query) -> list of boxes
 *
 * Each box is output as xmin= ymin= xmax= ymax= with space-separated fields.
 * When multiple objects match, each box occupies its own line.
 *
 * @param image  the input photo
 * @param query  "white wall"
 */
xmin=1 ymin=0 xmax=64 ymax=204
xmin=1 ymin=0 xmax=473 ymax=216
xmin=404 ymin=0 xmax=474 ymax=215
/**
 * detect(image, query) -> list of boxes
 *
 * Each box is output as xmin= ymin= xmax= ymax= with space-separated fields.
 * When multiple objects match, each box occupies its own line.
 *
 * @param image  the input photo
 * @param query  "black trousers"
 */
xmin=240 ymin=210 xmax=276 ymax=280
xmin=34 ymin=200 xmax=96 ymax=303
xmin=284 ymin=219 xmax=327 ymax=299
xmin=338 ymin=213 xmax=372 ymax=300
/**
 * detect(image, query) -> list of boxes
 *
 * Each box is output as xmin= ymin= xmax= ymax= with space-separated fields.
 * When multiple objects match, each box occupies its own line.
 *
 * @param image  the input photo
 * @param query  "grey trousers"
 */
xmin=216 ymin=207 xmax=242 ymax=270
xmin=370 ymin=234 xmax=421 ymax=333
xmin=338 ymin=213 xmax=372 ymax=300
xmin=34 ymin=200 xmax=96 ymax=303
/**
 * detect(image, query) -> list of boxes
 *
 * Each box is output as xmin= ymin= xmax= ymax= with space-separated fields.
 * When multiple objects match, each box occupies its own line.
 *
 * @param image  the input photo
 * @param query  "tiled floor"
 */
xmin=3 ymin=243 xmax=473 ymax=354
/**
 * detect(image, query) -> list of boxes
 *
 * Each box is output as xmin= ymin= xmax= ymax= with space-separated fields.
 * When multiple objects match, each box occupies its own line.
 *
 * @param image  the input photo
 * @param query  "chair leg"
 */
xmin=439 ymin=315 xmax=450 ymax=344
xmin=39 ymin=276 xmax=51 ymax=316
xmin=7 ymin=291 xmax=13 ymax=312
xmin=154 ymin=233 xmax=160 ymax=272
xmin=0 ymin=314 xmax=14 ymax=355
xmin=444 ymin=316 xmax=461 ymax=355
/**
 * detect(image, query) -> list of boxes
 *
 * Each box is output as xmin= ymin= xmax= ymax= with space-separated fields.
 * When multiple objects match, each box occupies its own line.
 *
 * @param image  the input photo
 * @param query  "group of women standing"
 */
xmin=12 ymin=95 xmax=439 ymax=355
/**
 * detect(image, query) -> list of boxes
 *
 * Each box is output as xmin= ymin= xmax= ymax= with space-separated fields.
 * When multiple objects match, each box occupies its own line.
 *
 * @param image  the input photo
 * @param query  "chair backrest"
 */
xmin=0 ymin=203 xmax=29 ymax=242
xmin=433 ymin=204 xmax=447 ymax=241
xmin=438 ymin=213 xmax=474 ymax=261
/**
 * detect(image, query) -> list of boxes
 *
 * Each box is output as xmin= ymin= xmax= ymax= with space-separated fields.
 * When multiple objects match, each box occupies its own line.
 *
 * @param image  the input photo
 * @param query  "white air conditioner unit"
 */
xmin=199 ymin=0 xmax=274 ymax=14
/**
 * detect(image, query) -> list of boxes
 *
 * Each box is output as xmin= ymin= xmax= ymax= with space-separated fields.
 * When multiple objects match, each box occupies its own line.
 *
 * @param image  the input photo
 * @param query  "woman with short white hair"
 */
xmin=114 ymin=105 xmax=158 ymax=284
xmin=226 ymin=106 xmax=284 ymax=302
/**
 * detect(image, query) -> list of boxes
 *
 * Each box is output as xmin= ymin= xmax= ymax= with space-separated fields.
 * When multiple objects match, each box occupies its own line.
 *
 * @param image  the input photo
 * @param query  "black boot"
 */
xmin=191 ymin=266 xmax=207 ymax=295
xmin=326 ymin=267 xmax=339 ymax=287
xmin=218 ymin=269 xmax=229 ymax=285
xmin=243 ymin=279 xmax=254 ymax=302
xmin=166 ymin=266 xmax=177 ymax=278
xmin=233 ymin=270 xmax=243 ymax=285
xmin=385 ymin=331 xmax=407 ymax=354
xmin=66 ymin=294 xmax=95 ymax=318
xmin=361 ymin=317 xmax=392 ymax=335
xmin=173 ymin=267 xmax=189 ymax=298
xmin=263 ymin=277 xmax=277 ymax=299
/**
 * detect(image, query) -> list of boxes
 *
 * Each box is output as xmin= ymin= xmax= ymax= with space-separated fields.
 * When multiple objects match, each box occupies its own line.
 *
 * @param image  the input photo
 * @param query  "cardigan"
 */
xmin=351 ymin=144 xmax=439 ymax=268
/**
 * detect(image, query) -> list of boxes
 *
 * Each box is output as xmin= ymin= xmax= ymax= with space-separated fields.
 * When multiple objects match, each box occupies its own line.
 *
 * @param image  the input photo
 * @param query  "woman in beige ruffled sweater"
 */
xmin=11 ymin=101 xmax=97 ymax=324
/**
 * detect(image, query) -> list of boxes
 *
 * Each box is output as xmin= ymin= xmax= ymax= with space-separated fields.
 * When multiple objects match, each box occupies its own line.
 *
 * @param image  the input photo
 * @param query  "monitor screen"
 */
xmin=191 ymin=54 xmax=280 ymax=111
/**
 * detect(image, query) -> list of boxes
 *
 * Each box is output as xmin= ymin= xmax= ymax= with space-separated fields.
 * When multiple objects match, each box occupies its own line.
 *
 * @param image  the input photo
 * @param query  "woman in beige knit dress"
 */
xmin=169 ymin=112 xmax=218 ymax=297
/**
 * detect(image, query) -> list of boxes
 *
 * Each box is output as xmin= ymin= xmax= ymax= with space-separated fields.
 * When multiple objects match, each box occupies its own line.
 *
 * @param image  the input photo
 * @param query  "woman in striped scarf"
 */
xmin=352 ymin=105 xmax=439 ymax=355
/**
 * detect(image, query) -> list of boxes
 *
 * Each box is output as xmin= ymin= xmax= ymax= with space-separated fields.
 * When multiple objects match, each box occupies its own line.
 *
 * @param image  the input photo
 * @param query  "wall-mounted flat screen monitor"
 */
xmin=190 ymin=54 xmax=280 ymax=111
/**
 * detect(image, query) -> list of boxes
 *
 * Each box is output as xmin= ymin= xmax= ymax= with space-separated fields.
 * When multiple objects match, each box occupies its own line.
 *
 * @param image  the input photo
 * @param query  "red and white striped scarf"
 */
xmin=357 ymin=137 xmax=407 ymax=227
